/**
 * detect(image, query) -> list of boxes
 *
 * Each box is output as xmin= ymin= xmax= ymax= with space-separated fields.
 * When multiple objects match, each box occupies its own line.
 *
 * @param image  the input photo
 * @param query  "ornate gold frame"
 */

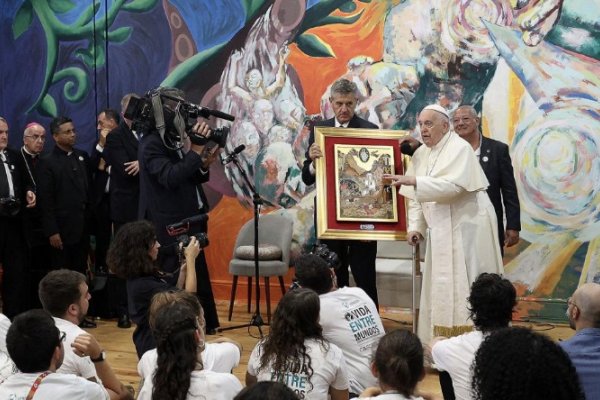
xmin=314 ymin=127 xmax=411 ymax=240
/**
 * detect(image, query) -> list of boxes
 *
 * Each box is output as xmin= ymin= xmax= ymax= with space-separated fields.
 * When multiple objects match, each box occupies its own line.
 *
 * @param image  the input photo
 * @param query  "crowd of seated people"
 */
xmin=0 ymin=248 xmax=597 ymax=399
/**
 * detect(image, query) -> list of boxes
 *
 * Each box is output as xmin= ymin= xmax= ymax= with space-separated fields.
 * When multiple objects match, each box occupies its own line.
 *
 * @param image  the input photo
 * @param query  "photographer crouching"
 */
xmin=107 ymin=220 xmax=201 ymax=358
xmin=127 ymin=86 xmax=229 ymax=348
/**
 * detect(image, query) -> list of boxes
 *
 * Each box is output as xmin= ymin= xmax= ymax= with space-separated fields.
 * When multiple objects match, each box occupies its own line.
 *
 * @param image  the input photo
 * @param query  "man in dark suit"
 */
xmin=103 ymin=95 xmax=140 ymax=329
xmin=138 ymin=87 xmax=220 ymax=333
xmin=301 ymin=78 xmax=379 ymax=307
xmin=0 ymin=117 xmax=36 ymax=318
xmin=452 ymin=105 xmax=521 ymax=254
xmin=90 ymin=109 xmax=119 ymax=277
xmin=15 ymin=122 xmax=51 ymax=309
xmin=38 ymin=116 xmax=92 ymax=276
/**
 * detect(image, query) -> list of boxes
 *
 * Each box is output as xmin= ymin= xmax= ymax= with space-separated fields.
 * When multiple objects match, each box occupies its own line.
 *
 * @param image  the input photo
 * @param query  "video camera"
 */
xmin=166 ymin=215 xmax=210 ymax=250
xmin=124 ymin=87 xmax=234 ymax=150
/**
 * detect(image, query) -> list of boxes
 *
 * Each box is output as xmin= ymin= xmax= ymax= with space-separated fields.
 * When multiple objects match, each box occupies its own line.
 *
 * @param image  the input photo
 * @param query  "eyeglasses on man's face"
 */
xmin=25 ymin=135 xmax=46 ymax=142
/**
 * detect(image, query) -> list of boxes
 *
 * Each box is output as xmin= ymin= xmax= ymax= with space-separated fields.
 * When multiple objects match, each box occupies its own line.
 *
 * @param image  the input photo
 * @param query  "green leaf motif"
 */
xmin=358 ymin=0 xmax=372 ymax=3
xmin=108 ymin=26 xmax=133 ymax=43
xmin=12 ymin=0 xmax=33 ymax=40
xmin=339 ymin=2 xmax=357 ymax=12
xmin=296 ymin=33 xmax=336 ymax=58
xmin=39 ymin=94 xmax=58 ymax=118
xmin=241 ymin=0 xmax=266 ymax=22
xmin=75 ymin=1 xmax=101 ymax=26
xmin=75 ymin=48 xmax=95 ymax=68
xmin=48 ymin=0 xmax=75 ymax=14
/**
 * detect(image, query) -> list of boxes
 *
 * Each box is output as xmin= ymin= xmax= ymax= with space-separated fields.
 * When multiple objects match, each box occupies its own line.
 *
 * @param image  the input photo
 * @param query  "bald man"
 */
xmin=561 ymin=283 xmax=600 ymax=400
xmin=383 ymin=104 xmax=503 ymax=342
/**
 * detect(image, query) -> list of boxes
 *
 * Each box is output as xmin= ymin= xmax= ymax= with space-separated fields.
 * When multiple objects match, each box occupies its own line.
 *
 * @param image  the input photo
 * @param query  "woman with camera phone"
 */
xmin=107 ymin=220 xmax=200 ymax=358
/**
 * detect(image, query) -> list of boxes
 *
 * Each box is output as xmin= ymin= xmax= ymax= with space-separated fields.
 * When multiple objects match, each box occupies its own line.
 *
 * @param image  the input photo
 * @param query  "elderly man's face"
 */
xmin=0 ymin=121 xmax=8 ymax=151
xmin=418 ymin=110 xmax=449 ymax=147
xmin=24 ymin=125 xmax=46 ymax=155
xmin=452 ymin=108 xmax=479 ymax=139
xmin=330 ymin=92 xmax=357 ymax=125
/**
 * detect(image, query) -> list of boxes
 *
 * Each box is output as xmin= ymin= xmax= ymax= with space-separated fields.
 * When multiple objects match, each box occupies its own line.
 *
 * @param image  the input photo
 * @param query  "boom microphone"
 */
xmin=221 ymin=144 xmax=246 ymax=165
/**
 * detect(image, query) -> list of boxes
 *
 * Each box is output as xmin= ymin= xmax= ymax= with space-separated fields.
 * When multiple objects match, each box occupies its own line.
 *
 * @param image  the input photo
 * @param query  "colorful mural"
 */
xmin=1 ymin=0 xmax=599 ymax=315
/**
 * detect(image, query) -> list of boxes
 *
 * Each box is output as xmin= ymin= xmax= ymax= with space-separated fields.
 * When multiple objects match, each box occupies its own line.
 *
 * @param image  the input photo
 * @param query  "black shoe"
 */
xmin=117 ymin=314 xmax=131 ymax=329
xmin=206 ymin=328 xmax=218 ymax=335
xmin=79 ymin=318 xmax=97 ymax=329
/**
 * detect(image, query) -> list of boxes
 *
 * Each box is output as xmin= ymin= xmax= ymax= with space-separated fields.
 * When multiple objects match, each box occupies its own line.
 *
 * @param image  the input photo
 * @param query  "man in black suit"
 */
xmin=90 ymin=109 xmax=119 ymax=277
xmin=16 ymin=122 xmax=51 ymax=309
xmin=0 ymin=117 xmax=37 ymax=318
xmin=38 ymin=116 xmax=92 ymax=276
xmin=103 ymin=95 xmax=140 ymax=329
xmin=138 ymin=87 xmax=220 ymax=333
xmin=301 ymin=78 xmax=379 ymax=307
xmin=452 ymin=105 xmax=521 ymax=254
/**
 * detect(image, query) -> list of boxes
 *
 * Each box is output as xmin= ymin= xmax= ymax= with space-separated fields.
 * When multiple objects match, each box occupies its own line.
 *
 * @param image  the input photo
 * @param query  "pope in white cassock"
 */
xmin=383 ymin=104 xmax=503 ymax=343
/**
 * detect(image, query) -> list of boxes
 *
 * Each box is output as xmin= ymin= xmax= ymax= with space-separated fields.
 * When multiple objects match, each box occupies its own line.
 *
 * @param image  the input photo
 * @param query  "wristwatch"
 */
xmin=90 ymin=351 xmax=106 ymax=363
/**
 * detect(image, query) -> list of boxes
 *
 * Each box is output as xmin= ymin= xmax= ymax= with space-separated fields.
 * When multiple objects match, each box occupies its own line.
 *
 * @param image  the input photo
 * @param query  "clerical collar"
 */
xmin=55 ymin=146 xmax=73 ymax=156
xmin=21 ymin=146 xmax=38 ymax=157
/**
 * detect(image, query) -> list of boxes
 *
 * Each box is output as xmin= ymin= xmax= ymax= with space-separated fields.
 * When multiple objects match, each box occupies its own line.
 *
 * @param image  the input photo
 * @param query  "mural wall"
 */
xmin=1 ymin=0 xmax=598 ymax=318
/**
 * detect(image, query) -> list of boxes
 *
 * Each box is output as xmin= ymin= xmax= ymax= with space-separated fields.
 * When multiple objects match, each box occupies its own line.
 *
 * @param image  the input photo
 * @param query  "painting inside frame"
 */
xmin=314 ymin=127 xmax=410 ymax=241
xmin=334 ymin=144 xmax=397 ymax=222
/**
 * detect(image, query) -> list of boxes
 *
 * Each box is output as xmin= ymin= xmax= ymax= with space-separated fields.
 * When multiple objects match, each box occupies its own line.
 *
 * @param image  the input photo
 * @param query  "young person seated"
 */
xmin=294 ymin=254 xmax=385 ymax=396
xmin=137 ymin=301 xmax=242 ymax=399
xmin=0 ymin=309 xmax=108 ymax=399
xmin=137 ymin=290 xmax=241 ymax=387
xmin=246 ymin=288 xmax=350 ymax=400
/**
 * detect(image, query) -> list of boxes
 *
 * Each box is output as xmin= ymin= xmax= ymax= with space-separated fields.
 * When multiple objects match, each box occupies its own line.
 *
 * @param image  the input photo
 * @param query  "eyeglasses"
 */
xmin=25 ymin=135 xmax=46 ymax=142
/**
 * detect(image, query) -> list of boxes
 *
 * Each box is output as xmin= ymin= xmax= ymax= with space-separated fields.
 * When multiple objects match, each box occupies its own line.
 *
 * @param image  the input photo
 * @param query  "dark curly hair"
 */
xmin=294 ymin=254 xmax=333 ymax=295
xmin=234 ymin=381 xmax=299 ymax=400
xmin=467 ymin=273 xmax=516 ymax=331
xmin=152 ymin=302 xmax=202 ymax=400
xmin=373 ymin=330 xmax=424 ymax=398
xmin=106 ymin=220 xmax=158 ymax=279
xmin=257 ymin=288 xmax=327 ymax=386
xmin=471 ymin=327 xmax=584 ymax=400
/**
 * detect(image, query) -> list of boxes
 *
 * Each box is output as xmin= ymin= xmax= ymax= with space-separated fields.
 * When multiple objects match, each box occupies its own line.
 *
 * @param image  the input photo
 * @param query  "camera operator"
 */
xmin=137 ymin=87 xmax=220 ymax=334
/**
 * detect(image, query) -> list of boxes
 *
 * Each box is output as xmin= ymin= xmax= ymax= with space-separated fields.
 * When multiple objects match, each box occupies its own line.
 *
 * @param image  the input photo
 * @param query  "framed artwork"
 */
xmin=314 ymin=127 xmax=410 ymax=241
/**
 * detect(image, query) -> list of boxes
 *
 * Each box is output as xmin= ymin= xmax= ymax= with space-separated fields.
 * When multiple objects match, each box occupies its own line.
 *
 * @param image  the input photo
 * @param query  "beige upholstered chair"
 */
xmin=228 ymin=213 xmax=293 ymax=323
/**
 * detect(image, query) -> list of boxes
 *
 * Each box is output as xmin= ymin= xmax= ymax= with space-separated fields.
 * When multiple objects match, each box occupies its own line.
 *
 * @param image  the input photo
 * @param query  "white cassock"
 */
xmin=399 ymin=131 xmax=503 ymax=343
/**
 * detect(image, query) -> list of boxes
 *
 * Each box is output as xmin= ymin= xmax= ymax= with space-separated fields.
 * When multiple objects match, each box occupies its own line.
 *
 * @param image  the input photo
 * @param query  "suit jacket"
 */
xmin=89 ymin=146 xmax=110 ymax=208
xmin=138 ymin=132 xmax=209 ymax=245
xmin=104 ymin=122 xmax=140 ymax=223
xmin=0 ymin=148 xmax=29 ymax=217
xmin=301 ymin=115 xmax=379 ymax=186
xmin=13 ymin=147 xmax=45 ymax=245
xmin=479 ymin=136 xmax=520 ymax=244
xmin=38 ymin=146 xmax=92 ymax=244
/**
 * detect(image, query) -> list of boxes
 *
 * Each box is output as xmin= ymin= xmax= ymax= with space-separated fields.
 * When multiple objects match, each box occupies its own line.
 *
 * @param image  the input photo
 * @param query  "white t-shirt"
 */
xmin=431 ymin=330 xmax=485 ymax=400
xmin=0 ymin=313 xmax=10 ymax=353
xmin=137 ymin=369 xmax=242 ymax=400
xmin=138 ymin=341 xmax=241 ymax=382
xmin=53 ymin=317 xmax=99 ymax=381
xmin=0 ymin=371 xmax=109 ymax=399
xmin=0 ymin=314 xmax=17 ymax=383
xmin=319 ymin=287 xmax=385 ymax=394
xmin=247 ymin=338 xmax=349 ymax=400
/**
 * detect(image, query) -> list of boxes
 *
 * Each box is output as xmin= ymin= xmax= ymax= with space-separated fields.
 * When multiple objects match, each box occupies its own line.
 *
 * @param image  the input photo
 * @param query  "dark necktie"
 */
xmin=0 ymin=152 xmax=10 ymax=198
